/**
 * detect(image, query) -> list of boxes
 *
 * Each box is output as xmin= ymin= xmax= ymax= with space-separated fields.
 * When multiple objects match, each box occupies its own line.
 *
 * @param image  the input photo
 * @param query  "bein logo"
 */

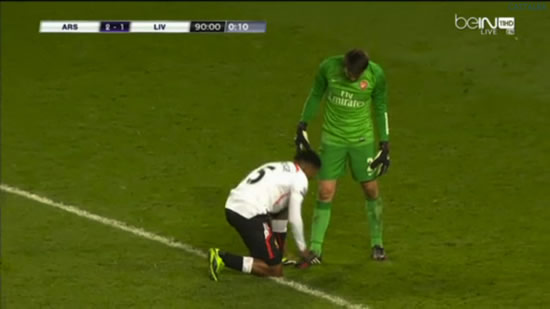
xmin=454 ymin=14 xmax=515 ymax=35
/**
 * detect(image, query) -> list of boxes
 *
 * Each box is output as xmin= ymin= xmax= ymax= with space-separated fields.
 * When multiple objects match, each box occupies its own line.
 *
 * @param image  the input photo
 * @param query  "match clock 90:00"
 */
xmin=190 ymin=21 xmax=225 ymax=32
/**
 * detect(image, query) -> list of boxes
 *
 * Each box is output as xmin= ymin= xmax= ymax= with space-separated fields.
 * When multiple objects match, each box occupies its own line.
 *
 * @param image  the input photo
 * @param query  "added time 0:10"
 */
xmin=227 ymin=22 xmax=250 ymax=32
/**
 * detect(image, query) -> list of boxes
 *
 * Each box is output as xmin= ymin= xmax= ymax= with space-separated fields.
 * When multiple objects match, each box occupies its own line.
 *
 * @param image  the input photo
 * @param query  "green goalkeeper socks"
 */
xmin=310 ymin=199 xmax=383 ymax=254
xmin=365 ymin=198 xmax=384 ymax=247
xmin=310 ymin=201 xmax=332 ymax=255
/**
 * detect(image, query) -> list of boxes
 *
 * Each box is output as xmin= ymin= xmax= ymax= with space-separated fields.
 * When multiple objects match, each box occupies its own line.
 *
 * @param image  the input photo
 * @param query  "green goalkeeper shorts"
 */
xmin=318 ymin=142 xmax=378 ymax=182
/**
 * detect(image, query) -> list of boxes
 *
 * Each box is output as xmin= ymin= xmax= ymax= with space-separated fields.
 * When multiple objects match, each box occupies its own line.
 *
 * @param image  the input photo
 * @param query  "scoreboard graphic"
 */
xmin=39 ymin=21 xmax=267 ymax=33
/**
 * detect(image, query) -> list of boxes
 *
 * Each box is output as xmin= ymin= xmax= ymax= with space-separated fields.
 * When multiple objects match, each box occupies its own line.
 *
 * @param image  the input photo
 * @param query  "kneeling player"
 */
xmin=208 ymin=150 xmax=321 ymax=280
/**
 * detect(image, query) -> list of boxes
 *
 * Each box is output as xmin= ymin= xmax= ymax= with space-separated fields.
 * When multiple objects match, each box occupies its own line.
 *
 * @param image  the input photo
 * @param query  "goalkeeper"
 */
xmin=295 ymin=49 xmax=390 ymax=264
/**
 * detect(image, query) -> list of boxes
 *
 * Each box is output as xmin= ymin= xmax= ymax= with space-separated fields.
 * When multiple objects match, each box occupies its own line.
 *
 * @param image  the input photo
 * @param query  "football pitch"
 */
xmin=2 ymin=2 xmax=549 ymax=308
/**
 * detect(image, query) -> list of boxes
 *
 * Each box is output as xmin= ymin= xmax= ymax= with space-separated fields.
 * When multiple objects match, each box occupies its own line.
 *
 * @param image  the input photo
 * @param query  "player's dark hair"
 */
xmin=294 ymin=150 xmax=322 ymax=169
xmin=344 ymin=49 xmax=369 ymax=77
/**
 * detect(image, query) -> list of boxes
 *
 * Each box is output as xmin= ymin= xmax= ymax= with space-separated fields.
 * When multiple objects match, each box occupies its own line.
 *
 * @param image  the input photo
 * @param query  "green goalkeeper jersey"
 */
xmin=300 ymin=56 xmax=389 ymax=145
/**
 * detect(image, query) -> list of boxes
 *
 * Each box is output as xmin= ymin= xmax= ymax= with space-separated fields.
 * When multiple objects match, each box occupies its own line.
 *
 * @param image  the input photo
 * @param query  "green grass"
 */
xmin=2 ymin=1 xmax=550 ymax=308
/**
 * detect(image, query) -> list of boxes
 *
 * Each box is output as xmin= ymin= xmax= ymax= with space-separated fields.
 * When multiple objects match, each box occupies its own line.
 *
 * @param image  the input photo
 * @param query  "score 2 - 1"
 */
xmin=100 ymin=21 xmax=130 ymax=32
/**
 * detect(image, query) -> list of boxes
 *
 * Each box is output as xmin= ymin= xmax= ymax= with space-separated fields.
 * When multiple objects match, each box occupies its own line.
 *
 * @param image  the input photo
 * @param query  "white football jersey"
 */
xmin=225 ymin=161 xmax=309 ymax=251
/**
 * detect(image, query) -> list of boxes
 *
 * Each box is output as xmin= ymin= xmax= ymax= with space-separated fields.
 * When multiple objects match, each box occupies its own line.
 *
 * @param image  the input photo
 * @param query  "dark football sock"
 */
xmin=219 ymin=251 xmax=243 ymax=271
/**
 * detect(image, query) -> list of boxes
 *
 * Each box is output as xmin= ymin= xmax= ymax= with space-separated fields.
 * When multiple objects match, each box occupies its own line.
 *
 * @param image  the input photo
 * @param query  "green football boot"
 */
xmin=208 ymin=248 xmax=225 ymax=282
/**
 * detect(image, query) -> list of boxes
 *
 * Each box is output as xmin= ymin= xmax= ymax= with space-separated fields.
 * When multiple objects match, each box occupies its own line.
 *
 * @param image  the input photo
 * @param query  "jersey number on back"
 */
xmin=247 ymin=165 xmax=276 ymax=184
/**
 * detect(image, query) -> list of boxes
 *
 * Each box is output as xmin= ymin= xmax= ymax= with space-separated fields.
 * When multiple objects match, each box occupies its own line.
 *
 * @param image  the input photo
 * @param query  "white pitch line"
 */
xmin=1 ymin=183 xmax=368 ymax=309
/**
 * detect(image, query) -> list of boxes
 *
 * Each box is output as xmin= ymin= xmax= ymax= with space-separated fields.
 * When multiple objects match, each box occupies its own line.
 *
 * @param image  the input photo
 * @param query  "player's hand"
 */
xmin=370 ymin=141 xmax=390 ymax=177
xmin=300 ymin=250 xmax=321 ymax=264
xmin=295 ymin=121 xmax=311 ymax=151
xmin=299 ymin=249 xmax=312 ymax=259
xmin=296 ymin=250 xmax=322 ymax=269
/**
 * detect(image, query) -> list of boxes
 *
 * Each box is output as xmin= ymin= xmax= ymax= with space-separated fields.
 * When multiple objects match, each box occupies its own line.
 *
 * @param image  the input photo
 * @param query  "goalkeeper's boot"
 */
xmin=371 ymin=245 xmax=387 ymax=261
xmin=296 ymin=252 xmax=322 ymax=269
xmin=208 ymin=248 xmax=225 ymax=281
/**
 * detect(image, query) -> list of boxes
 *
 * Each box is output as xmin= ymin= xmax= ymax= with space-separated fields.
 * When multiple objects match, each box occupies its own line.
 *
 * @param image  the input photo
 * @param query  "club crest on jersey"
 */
xmin=360 ymin=80 xmax=369 ymax=90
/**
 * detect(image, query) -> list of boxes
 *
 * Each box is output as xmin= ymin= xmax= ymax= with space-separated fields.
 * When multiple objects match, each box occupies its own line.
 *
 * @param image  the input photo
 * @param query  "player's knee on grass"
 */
xmin=253 ymin=245 xmax=282 ymax=269
xmin=268 ymin=264 xmax=283 ymax=277
xmin=362 ymin=180 xmax=379 ymax=199
xmin=253 ymin=259 xmax=283 ymax=277
xmin=318 ymin=180 xmax=337 ymax=202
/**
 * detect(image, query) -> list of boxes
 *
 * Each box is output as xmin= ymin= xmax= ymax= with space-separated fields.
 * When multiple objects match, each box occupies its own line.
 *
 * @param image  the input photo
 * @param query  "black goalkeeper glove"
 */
xmin=294 ymin=121 xmax=311 ymax=151
xmin=370 ymin=141 xmax=390 ymax=177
